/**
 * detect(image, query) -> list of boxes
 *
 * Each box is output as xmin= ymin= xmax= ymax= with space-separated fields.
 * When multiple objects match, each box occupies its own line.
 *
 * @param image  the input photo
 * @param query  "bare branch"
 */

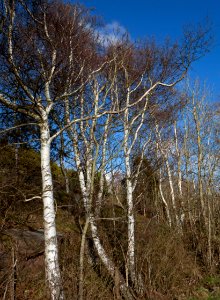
xmin=24 ymin=196 xmax=42 ymax=202
xmin=0 ymin=123 xmax=38 ymax=135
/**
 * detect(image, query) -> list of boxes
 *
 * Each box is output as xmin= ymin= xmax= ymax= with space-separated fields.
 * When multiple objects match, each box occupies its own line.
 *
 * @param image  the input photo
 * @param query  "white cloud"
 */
xmin=96 ymin=21 xmax=128 ymax=47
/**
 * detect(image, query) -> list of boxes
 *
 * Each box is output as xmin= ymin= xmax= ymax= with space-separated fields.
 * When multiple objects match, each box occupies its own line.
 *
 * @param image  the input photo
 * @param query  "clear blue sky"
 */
xmin=75 ymin=0 xmax=220 ymax=101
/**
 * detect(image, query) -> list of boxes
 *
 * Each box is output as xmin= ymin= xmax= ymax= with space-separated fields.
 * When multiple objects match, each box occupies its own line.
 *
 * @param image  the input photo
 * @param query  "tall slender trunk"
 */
xmin=174 ymin=122 xmax=183 ymax=197
xmin=124 ymin=110 xmax=136 ymax=286
xmin=158 ymin=169 xmax=172 ymax=227
xmin=183 ymin=118 xmax=193 ymax=227
xmin=174 ymin=122 xmax=185 ymax=227
xmin=89 ymin=214 xmax=135 ymax=300
xmin=156 ymin=139 xmax=172 ymax=227
xmin=73 ymin=133 xmax=134 ymax=299
xmin=79 ymin=217 xmax=90 ymax=300
xmin=126 ymin=175 xmax=136 ymax=285
xmin=165 ymin=156 xmax=179 ymax=226
xmin=193 ymin=105 xmax=211 ymax=266
xmin=155 ymin=124 xmax=179 ymax=226
xmin=40 ymin=122 xmax=64 ymax=300
xmin=193 ymin=107 xmax=205 ymax=219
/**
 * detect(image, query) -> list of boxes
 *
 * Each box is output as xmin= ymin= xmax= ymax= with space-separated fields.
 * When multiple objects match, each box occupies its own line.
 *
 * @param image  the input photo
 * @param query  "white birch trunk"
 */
xmin=95 ymin=115 xmax=110 ymax=214
xmin=193 ymin=107 xmax=205 ymax=221
xmin=165 ymin=157 xmax=179 ymax=226
xmin=72 ymin=123 xmax=134 ymax=298
xmin=89 ymin=214 xmax=134 ymax=300
xmin=183 ymin=118 xmax=193 ymax=226
xmin=155 ymin=123 xmax=179 ymax=226
xmin=40 ymin=123 xmax=64 ymax=300
xmin=124 ymin=102 xmax=136 ymax=286
xmin=156 ymin=139 xmax=172 ymax=227
xmin=126 ymin=175 xmax=136 ymax=285
xmin=158 ymin=171 xmax=172 ymax=227
xmin=193 ymin=102 xmax=211 ymax=266
xmin=174 ymin=122 xmax=183 ymax=197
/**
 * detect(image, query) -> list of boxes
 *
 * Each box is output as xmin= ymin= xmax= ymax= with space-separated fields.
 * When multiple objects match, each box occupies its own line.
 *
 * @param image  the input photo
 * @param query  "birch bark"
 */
xmin=40 ymin=120 xmax=64 ymax=300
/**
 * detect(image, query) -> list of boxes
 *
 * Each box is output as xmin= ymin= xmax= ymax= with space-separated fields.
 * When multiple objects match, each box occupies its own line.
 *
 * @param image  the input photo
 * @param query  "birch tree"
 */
xmin=0 ymin=1 xmax=99 ymax=298
xmin=106 ymin=30 xmax=211 ymax=291
xmin=0 ymin=1 xmax=212 ymax=297
xmin=182 ymin=80 xmax=220 ymax=267
xmin=62 ymin=67 xmax=137 ymax=298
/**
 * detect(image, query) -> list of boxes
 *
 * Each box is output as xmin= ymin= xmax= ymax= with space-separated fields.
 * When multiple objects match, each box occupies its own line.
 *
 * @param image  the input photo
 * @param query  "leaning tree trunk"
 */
xmin=40 ymin=121 xmax=64 ymax=300
xmin=89 ymin=214 xmax=135 ymax=300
